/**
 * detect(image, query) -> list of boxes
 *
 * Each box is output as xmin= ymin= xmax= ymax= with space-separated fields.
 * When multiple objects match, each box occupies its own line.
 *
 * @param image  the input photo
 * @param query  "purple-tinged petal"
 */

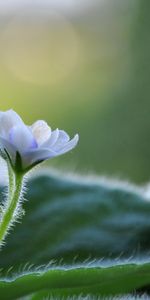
xmin=22 ymin=134 xmax=79 ymax=169
xmin=51 ymin=130 xmax=70 ymax=151
xmin=0 ymin=109 xmax=79 ymax=171
xmin=22 ymin=148 xmax=57 ymax=169
xmin=0 ymin=109 xmax=24 ymax=139
xmin=55 ymin=134 xmax=79 ymax=155
xmin=9 ymin=125 xmax=37 ymax=153
xmin=42 ymin=128 xmax=59 ymax=148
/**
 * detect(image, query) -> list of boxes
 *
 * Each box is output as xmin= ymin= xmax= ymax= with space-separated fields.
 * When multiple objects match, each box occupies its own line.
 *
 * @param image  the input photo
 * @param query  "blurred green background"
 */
xmin=0 ymin=0 xmax=150 ymax=183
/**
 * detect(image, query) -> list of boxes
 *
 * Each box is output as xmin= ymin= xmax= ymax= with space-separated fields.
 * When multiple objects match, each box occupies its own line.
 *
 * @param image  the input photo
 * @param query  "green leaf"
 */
xmin=1 ymin=263 xmax=150 ymax=299
xmin=0 ymin=171 xmax=150 ymax=270
xmin=1 ymin=171 xmax=150 ymax=298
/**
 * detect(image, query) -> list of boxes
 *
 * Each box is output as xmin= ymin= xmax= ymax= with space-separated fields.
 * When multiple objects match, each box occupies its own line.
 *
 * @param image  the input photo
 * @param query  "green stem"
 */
xmin=0 ymin=172 xmax=24 ymax=245
xmin=7 ymin=161 xmax=15 ymax=202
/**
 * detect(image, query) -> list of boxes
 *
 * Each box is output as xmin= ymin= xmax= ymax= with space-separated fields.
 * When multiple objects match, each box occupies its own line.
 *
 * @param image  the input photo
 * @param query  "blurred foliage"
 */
xmin=0 ymin=0 xmax=149 ymax=182
xmin=1 ymin=171 xmax=150 ymax=298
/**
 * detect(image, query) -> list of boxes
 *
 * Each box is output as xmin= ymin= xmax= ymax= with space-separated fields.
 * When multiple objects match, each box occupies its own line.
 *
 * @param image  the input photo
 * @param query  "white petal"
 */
xmin=31 ymin=120 xmax=51 ymax=146
xmin=9 ymin=125 xmax=37 ymax=153
xmin=55 ymin=134 xmax=79 ymax=155
xmin=0 ymin=136 xmax=17 ymax=165
xmin=0 ymin=109 xmax=24 ymax=139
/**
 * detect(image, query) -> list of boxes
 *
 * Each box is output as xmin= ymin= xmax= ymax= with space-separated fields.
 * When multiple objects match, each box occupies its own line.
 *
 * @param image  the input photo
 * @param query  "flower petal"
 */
xmin=31 ymin=120 xmax=51 ymax=146
xmin=54 ymin=134 xmax=79 ymax=155
xmin=22 ymin=148 xmax=57 ymax=169
xmin=22 ymin=133 xmax=79 ymax=169
xmin=52 ymin=130 xmax=70 ymax=151
xmin=0 ymin=109 xmax=79 ymax=171
xmin=9 ymin=125 xmax=37 ymax=153
xmin=42 ymin=128 xmax=59 ymax=148
xmin=0 ymin=109 xmax=24 ymax=139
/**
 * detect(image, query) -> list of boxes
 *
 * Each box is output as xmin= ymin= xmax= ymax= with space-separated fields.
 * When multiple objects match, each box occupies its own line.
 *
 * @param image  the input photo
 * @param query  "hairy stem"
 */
xmin=0 ymin=172 xmax=24 ymax=246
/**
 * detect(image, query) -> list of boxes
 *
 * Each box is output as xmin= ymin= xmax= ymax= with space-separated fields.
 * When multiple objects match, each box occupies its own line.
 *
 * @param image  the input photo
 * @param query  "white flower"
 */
xmin=0 ymin=109 xmax=79 ymax=172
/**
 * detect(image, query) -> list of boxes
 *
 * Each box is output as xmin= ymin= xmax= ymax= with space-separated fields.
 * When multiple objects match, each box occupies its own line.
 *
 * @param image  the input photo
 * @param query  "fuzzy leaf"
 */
xmin=1 ymin=263 xmax=150 ymax=299
xmin=0 ymin=172 xmax=150 ymax=270
xmin=1 ymin=171 xmax=150 ymax=298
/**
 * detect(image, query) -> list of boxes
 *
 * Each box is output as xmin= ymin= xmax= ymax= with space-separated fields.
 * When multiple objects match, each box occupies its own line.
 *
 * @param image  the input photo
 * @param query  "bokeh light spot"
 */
xmin=1 ymin=9 xmax=80 ymax=85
